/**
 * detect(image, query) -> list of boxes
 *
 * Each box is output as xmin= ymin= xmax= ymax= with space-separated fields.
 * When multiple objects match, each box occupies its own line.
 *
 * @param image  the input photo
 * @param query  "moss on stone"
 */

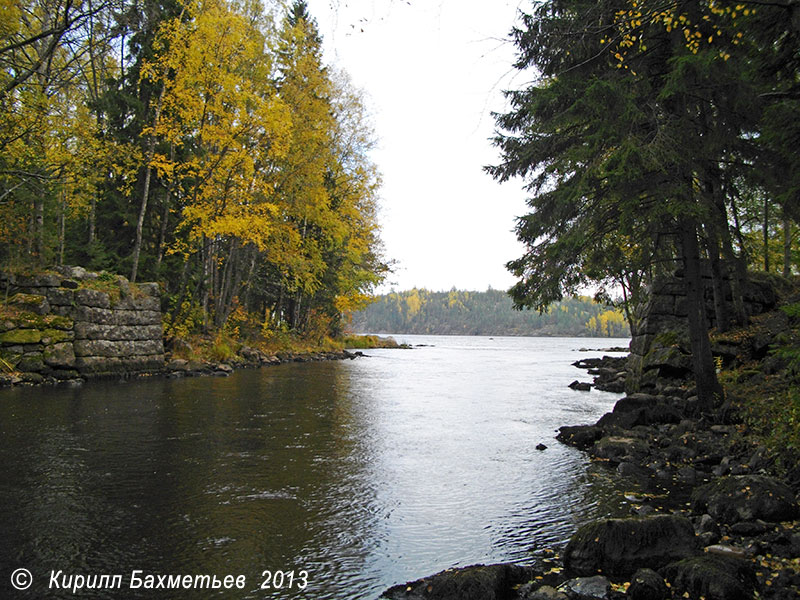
xmin=42 ymin=328 xmax=73 ymax=343
xmin=0 ymin=329 xmax=42 ymax=344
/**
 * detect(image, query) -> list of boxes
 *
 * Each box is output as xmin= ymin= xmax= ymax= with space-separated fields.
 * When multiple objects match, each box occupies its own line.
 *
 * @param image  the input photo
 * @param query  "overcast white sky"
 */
xmin=305 ymin=0 xmax=531 ymax=292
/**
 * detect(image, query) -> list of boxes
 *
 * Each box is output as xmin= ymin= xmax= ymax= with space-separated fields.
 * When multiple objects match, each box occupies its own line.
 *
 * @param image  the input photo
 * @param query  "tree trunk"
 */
xmin=58 ymin=192 xmax=65 ymax=266
xmin=709 ymin=167 xmax=747 ymax=326
xmin=88 ymin=192 xmax=96 ymax=245
xmin=679 ymin=217 xmax=723 ymax=410
xmin=34 ymin=197 xmax=44 ymax=265
xmin=764 ymin=196 xmax=770 ymax=272
xmin=241 ymin=249 xmax=258 ymax=311
xmin=130 ymin=83 xmax=166 ymax=283
xmin=155 ymin=143 xmax=176 ymax=273
xmin=784 ymin=205 xmax=793 ymax=277
xmin=704 ymin=218 xmax=730 ymax=333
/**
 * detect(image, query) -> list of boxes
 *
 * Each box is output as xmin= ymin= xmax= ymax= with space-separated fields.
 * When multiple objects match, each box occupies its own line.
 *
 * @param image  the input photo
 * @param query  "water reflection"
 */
xmin=0 ymin=336 xmax=630 ymax=599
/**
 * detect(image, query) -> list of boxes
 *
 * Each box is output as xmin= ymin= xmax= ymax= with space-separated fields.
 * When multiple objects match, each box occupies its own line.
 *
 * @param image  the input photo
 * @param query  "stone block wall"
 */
xmin=0 ymin=267 xmax=164 ymax=383
xmin=627 ymin=270 xmax=778 ymax=393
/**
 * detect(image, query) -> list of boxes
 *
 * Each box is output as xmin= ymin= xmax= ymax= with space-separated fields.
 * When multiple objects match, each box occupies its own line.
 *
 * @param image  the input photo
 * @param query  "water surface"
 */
xmin=0 ymin=335 xmax=630 ymax=599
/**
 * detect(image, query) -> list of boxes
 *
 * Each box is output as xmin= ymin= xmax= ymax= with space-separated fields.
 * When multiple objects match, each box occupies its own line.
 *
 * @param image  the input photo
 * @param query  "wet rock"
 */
xmin=0 ymin=373 xmax=23 ymax=386
xmin=564 ymin=515 xmax=698 ymax=577
xmin=617 ymin=462 xmax=651 ymax=480
xmin=557 ymin=575 xmax=610 ymax=599
xmin=591 ymin=436 xmax=649 ymax=461
xmin=695 ymin=514 xmax=720 ymax=536
xmin=569 ymin=380 xmax=592 ymax=391
xmin=703 ymin=544 xmax=750 ymax=560
xmin=595 ymin=379 xmax=625 ymax=393
xmin=729 ymin=520 xmax=770 ymax=536
xmin=20 ymin=372 xmax=44 ymax=384
xmin=380 ymin=563 xmax=534 ymax=600
xmin=596 ymin=400 xmax=682 ymax=430
xmin=557 ymin=425 xmax=604 ymax=450
xmin=167 ymin=359 xmax=189 ymax=371
xmin=239 ymin=346 xmax=264 ymax=363
xmin=661 ymin=555 xmax=757 ymax=600
xmin=676 ymin=466 xmax=698 ymax=484
xmin=691 ymin=475 xmax=798 ymax=524
xmin=612 ymin=394 xmax=660 ymax=412
xmin=519 ymin=584 xmax=567 ymax=600
xmin=626 ymin=568 xmax=667 ymax=600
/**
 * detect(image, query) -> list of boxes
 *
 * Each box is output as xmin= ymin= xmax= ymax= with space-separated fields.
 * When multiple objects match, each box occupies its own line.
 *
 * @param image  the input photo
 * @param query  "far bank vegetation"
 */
xmin=350 ymin=289 xmax=630 ymax=337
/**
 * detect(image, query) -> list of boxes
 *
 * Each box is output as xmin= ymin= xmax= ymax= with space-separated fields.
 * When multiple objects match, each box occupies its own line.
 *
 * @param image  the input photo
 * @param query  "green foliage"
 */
xmin=351 ymin=289 xmax=630 ymax=337
xmin=742 ymin=386 xmax=800 ymax=473
xmin=340 ymin=334 xmax=404 ymax=349
xmin=209 ymin=333 xmax=236 ymax=362
xmin=779 ymin=301 xmax=800 ymax=321
xmin=769 ymin=301 xmax=800 ymax=379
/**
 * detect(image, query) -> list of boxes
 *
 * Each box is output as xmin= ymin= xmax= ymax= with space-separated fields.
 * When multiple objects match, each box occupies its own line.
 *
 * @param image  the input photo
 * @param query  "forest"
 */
xmin=350 ymin=288 xmax=630 ymax=337
xmin=0 ymin=0 xmax=387 ymax=343
xmin=488 ymin=0 xmax=799 ymax=405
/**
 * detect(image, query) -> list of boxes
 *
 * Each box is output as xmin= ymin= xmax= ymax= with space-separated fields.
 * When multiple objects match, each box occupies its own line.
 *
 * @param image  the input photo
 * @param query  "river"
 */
xmin=0 ymin=335 xmax=631 ymax=599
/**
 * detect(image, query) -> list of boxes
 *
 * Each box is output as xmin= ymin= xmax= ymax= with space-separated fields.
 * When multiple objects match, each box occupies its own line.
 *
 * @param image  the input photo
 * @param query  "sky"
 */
xmin=305 ymin=0 xmax=532 ymax=292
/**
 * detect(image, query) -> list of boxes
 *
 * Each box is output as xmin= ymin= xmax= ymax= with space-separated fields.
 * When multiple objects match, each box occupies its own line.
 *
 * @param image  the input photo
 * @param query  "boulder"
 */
xmin=591 ymin=436 xmax=649 ymax=461
xmin=557 ymin=425 xmax=603 ymax=450
xmin=691 ymin=475 xmax=798 ymax=524
xmin=380 ymin=564 xmax=534 ymax=600
xmin=569 ymin=380 xmax=592 ymax=391
xmin=564 ymin=515 xmax=698 ymax=577
xmin=626 ymin=568 xmax=668 ymax=600
xmin=557 ymin=575 xmax=610 ymax=599
xmin=661 ymin=555 xmax=757 ymax=600
xmin=519 ymin=584 xmax=567 ymax=600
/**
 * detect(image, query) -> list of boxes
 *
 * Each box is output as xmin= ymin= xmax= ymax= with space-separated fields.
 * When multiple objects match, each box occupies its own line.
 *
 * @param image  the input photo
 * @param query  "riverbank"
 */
xmin=380 ymin=360 xmax=800 ymax=599
xmin=0 ymin=298 xmax=406 ymax=388
xmin=157 ymin=331 xmax=407 ymax=379
xmin=0 ymin=334 xmax=407 ymax=387
xmin=0 ymin=266 xmax=410 ymax=389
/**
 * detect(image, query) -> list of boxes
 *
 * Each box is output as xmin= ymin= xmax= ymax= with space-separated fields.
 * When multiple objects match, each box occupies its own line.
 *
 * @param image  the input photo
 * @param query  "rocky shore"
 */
xmin=379 ymin=354 xmax=800 ymax=600
xmin=162 ymin=346 xmax=365 ymax=379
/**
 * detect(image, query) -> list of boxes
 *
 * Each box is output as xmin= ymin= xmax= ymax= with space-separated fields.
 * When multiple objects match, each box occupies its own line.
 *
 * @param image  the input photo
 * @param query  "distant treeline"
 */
xmin=350 ymin=288 xmax=630 ymax=337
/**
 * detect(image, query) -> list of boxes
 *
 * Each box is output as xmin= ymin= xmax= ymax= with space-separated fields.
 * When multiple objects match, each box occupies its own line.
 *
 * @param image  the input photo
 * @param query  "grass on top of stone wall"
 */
xmin=76 ymin=271 xmax=146 ymax=305
xmin=0 ymin=303 xmax=73 ymax=330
